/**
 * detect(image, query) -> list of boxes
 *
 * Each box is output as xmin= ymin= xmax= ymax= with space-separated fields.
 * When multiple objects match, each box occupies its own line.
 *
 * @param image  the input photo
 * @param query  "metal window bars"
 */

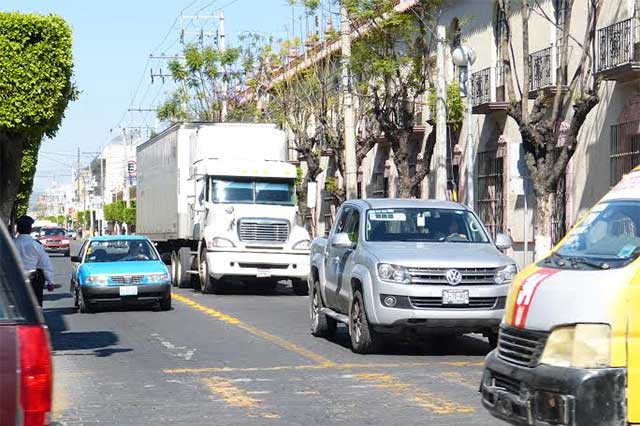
xmin=477 ymin=151 xmax=505 ymax=239
xmin=597 ymin=18 xmax=634 ymax=72
xmin=610 ymin=121 xmax=640 ymax=186
xmin=528 ymin=46 xmax=553 ymax=92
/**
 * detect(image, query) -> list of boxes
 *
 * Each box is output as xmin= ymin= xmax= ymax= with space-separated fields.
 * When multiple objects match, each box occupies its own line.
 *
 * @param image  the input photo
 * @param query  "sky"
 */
xmin=2 ymin=0 xmax=339 ymax=196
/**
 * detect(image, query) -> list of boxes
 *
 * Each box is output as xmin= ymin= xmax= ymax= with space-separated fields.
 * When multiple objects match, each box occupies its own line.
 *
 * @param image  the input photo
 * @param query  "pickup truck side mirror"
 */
xmin=495 ymin=233 xmax=513 ymax=251
xmin=332 ymin=232 xmax=354 ymax=248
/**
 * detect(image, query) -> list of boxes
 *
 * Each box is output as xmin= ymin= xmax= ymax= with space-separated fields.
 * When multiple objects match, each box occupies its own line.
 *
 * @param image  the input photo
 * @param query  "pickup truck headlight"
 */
xmin=377 ymin=264 xmax=412 ymax=284
xmin=85 ymin=275 xmax=109 ymax=286
xmin=147 ymin=273 xmax=171 ymax=283
xmin=293 ymin=240 xmax=311 ymax=250
xmin=207 ymin=237 xmax=235 ymax=249
xmin=540 ymin=324 xmax=611 ymax=368
xmin=495 ymin=264 xmax=518 ymax=285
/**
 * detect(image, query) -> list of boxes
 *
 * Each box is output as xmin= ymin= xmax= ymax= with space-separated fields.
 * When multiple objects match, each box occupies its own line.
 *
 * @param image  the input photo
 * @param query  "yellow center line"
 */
xmin=164 ymin=361 xmax=477 ymax=375
xmin=355 ymin=373 xmax=476 ymax=415
xmin=440 ymin=371 xmax=482 ymax=390
xmin=173 ymin=293 xmax=333 ymax=366
xmin=201 ymin=377 xmax=280 ymax=419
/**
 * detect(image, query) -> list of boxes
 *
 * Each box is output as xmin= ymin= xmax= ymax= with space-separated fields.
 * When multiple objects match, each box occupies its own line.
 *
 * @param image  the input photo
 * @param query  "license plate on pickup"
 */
xmin=442 ymin=289 xmax=469 ymax=305
xmin=119 ymin=286 xmax=138 ymax=296
xmin=256 ymin=269 xmax=271 ymax=278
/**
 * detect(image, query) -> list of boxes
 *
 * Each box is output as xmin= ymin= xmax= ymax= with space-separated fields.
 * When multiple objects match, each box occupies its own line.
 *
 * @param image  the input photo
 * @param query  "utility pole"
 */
xmin=341 ymin=4 xmax=357 ymax=200
xmin=219 ymin=11 xmax=228 ymax=122
xmin=76 ymin=147 xmax=80 ymax=222
xmin=434 ymin=25 xmax=448 ymax=200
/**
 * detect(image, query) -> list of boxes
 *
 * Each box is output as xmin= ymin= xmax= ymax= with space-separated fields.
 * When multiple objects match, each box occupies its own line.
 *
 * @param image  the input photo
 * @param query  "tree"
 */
xmin=498 ymin=0 xmax=603 ymax=256
xmin=158 ymin=43 xmax=242 ymax=123
xmin=347 ymin=0 xmax=444 ymax=197
xmin=0 ymin=12 xmax=77 ymax=223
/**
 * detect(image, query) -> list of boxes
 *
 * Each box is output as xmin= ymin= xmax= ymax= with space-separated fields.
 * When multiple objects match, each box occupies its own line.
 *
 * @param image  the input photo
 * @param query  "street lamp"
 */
xmin=451 ymin=45 xmax=476 ymax=209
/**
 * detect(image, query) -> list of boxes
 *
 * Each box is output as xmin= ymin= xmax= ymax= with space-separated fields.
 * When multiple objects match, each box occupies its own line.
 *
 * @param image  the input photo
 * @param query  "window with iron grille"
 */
xmin=610 ymin=121 xmax=640 ymax=186
xmin=495 ymin=2 xmax=506 ymax=93
xmin=371 ymin=173 xmax=389 ymax=198
xmin=477 ymin=151 xmax=505 ymax=239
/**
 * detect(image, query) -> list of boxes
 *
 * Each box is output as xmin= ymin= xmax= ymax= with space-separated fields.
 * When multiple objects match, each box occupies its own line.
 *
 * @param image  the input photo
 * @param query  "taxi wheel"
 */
xmin=73 ymin=284 xmax=79 ymax=308
xmin=79 ymin=290 xmax=93 ymax=314
xmin=349 ymin=290 xmax=380 ymax=354
xmin=310 ymin=281 xmax=336 ymax=338
xmin=160 ymin=293 xmax=172 ymax=311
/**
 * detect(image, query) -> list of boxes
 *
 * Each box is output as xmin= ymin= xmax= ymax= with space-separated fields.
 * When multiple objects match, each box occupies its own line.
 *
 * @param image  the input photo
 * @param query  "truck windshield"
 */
xmin=365 ymin=208 xmax=490 ymax=243
xmin=554 ymin=201 xmax=640 ymax=266
xmin=211 ymin=179 xmax=295 ymax=205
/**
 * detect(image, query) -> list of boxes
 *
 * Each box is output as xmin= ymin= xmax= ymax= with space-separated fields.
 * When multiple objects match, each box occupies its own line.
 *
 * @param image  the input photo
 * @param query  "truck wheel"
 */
xmin=176 ymin=247 xmax=192 ymax=288
xmin=199 ymin=251 xmax=223 ymax=294
xmin=310 ymin=281 xmax=337 ymax=338
xmin=292 ymin=279 xmax=309 ymax=296
xmin=349 ymin=290 xmax=380 ymax=354
xmin=170 ymin=251 xmax=179 ymax=287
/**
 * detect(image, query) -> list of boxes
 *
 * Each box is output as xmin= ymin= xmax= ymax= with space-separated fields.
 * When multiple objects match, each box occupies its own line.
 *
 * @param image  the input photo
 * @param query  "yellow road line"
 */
xmin=354 ymin=373 xmax=476 ymax=415
xmin=165 ymin=361 xmax=470 ymax=375
xmin=173 ymin=293 xmax=333 ymax=366
xmin=440 ymin=371 xmax=482 ymax=390
xmin=201 ymin=377 xmax=280 ymax=419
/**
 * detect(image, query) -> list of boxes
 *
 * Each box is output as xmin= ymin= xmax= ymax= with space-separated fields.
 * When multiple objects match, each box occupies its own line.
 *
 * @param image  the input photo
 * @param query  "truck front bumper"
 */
xmin=206 ymin=250 xmax=309 ymax=280
xmin=480 ymin=351 xmax=626 ymax=426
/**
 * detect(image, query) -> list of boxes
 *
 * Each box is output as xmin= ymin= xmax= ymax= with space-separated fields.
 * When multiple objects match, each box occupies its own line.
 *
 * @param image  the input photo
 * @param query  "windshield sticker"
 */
xmin=369 ymin=211 xmax=407 ymax=221
xmin=510 ymin=269 xmax=560 ymax=329
xmin=416 ymin=214 xmax=426 ymax=228
xmin=618 ymin=245 xmax=638 ymax=259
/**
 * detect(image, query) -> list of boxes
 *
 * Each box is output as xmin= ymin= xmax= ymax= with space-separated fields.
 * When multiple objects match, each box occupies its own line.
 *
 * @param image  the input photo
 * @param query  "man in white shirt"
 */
xmin=14 ymin=215 xmax=55 ymax=306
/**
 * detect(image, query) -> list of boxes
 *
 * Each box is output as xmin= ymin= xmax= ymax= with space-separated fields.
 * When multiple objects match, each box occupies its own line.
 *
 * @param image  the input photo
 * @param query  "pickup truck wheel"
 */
xmin=349 ymin=290 xmax=379 ymax=354
xmin=487 ymin=330 xmax=499 ymax=349
xmin=176 ymin=247 xmax=192 ymax=288
xmin=292 ymin=279 xmax=309 ymax=296
xmin=199 ymin=252 xmax=223 ymax=294
xmin=170 ymin=251 xmax=179 ymax=287
xmin=310 ymin=282 xmax=336 ymax=338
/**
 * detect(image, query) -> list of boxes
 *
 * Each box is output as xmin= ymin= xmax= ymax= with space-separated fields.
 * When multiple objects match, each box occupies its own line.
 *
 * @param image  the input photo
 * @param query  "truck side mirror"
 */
xmin=495 ymin=233 xmax=513 ymax=251
xmin=332 ymin=232 xmax=354 ymax=248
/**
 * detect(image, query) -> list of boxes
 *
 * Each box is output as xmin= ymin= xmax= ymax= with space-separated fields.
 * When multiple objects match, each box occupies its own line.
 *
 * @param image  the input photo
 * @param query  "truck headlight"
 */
xmin=540 ymin=324 xmax=611 ymax=368
xmin=495 ymin=264 xmax=518 ymax=285
xmin=292 ymin=240 xmax=311 ymax=250
xmin=377 ymin=264 xmax=411 ymax=284
xmin=207 ymin=237 xmax=235 ymax=249
xmin=85 ymin=275 xmax=109 ymax=286
xmin=147 ymin=273 xmax=171 ymax=283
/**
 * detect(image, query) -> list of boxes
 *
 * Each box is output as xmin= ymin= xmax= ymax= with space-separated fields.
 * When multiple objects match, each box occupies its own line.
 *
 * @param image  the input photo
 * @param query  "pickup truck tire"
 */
xmin=176 ymin=247 xmax=192 ymax=288
xmin=199 ymin=251 xmax=223 ymax=294
xmin=292 ymin=279 xmax=309 ymax=296
xmin=310 ymin=282 xmax=336 ymax=338
xmin=349 ymin=290 xmax=380 ymax=354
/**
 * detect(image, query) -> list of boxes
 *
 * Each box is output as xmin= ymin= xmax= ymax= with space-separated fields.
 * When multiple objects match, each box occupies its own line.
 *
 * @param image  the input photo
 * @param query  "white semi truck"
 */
xmin=136 ymin=122 xmax=311 ymax=295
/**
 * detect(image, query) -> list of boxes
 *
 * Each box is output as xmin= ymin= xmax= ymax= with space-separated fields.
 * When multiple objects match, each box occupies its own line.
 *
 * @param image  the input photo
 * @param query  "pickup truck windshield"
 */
xmin=366 ymin=208 xmax=490 ymax=243
xmin=211 ymin=178 xmax=295 ymax=205
xmin=555 ymin=201 xmax=640 ymax=266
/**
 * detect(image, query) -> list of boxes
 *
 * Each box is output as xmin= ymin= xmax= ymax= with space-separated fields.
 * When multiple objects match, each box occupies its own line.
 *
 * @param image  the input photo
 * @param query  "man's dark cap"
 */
xmin=16 ymin=215 xmax=35 ymax=228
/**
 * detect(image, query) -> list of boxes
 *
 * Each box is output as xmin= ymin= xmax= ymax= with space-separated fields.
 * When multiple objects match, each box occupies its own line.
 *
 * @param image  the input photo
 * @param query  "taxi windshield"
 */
xmin=555 ymin=201 xmax=640 ymax=265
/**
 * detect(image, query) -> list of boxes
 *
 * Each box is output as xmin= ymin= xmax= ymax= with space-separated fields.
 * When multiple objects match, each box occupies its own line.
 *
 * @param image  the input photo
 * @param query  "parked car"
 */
xmin=70 ymin=236 xmax=172 ymax=313
xmin=0 ymin=220 xmax=53 ymax=425
xmin=309 ymin=199 xmax=517 ymax=354
xmin=39 ymin=227 xmax=70 ymax=256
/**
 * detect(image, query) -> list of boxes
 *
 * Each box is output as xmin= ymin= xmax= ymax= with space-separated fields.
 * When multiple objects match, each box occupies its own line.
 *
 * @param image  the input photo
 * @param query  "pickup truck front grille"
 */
xmin=407 ymin=267 xmax=498 ymax=285
xmin=409 ymin=296 xmax=504 ymax=309
xmin=238 ymin=219 xmax=289 ymax=243
xmin=497 ymin=326 xmax=548 ymax=368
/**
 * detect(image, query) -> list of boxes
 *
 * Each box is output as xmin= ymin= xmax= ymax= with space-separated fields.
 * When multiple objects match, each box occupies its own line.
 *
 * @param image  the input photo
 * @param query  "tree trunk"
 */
xmin=393 ymin=132 xmax=413 ymax=198
xmin=534 ymin=191 xmax=554 ymax=261
xmin=0 ymin=133 xmax=26 ymax=225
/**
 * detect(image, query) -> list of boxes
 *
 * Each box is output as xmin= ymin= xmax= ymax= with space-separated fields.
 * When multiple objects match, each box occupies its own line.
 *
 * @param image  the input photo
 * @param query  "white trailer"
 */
xmin=137 ymin=122 xmax=311 ymax=295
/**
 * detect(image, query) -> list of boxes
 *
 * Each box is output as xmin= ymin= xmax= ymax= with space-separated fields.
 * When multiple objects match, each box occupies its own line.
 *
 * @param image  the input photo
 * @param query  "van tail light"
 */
xmin=18 ymin=325 xmax=52 ymax=426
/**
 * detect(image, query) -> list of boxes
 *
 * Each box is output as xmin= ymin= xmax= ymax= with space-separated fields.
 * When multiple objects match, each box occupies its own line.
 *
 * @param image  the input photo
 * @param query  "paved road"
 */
xmin=46 ymin=242 xmax=503 ymax=426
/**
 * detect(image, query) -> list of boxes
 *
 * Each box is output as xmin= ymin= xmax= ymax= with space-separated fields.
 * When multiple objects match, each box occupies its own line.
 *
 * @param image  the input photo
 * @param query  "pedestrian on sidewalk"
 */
xmin=13 ymin=215 xmax=55 ymax=306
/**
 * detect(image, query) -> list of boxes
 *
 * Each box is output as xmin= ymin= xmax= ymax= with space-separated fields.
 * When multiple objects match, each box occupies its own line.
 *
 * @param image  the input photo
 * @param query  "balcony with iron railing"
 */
xmin=470 ymin=64 xmax=508 ymax=114
xmin=528 ymin=45 xmax=566 ymax=99
xmin=597 ymin=17 xmax=640 ymax=81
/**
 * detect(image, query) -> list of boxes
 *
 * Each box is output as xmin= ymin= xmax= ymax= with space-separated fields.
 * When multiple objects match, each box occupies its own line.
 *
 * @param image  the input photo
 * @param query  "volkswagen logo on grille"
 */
xmin=445 ymin=269 xmax=463 ymax=286
xmin=124 ymin=275 xmax=132 ymax=284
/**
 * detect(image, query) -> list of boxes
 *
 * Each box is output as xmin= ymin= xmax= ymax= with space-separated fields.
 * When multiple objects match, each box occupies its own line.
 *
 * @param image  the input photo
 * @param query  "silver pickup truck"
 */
xmin=309 ymin=199 xmax=517 ymax=354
